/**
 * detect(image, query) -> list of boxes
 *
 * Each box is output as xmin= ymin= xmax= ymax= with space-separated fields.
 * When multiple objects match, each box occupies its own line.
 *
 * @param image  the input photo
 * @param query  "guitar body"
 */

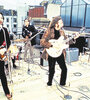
xmin=0 ymin=53 xmax=7 ymax=61
xmin=0 ymin=48 xmax=7 ymax=61
xmin=46 ymin=36 xmax=69 ymax=58
xmin=46 ymin=27 xmax=85 ymax=58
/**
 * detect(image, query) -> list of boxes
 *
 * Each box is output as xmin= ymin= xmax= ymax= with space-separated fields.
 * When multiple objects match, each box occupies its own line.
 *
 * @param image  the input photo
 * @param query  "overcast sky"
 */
xmin=0 ymin=0 xmax=46 ymax=9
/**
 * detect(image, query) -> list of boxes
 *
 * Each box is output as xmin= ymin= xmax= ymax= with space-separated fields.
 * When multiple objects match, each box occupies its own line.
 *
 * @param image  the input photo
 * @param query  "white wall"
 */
xmin=17 ymin=4 xmax=29 ymax=34
xmin=47 ymin=4 xmax=60 ymax=21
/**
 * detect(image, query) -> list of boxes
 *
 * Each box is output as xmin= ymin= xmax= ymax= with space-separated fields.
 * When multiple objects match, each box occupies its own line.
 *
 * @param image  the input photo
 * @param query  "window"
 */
xmin=6 ymin=11 xmax=9 ymax=16
xmin=77 ymin=5 xmax=85 ymax=27
xmin=13 ymin=24 xmax=17 ymax=28
xmin=85 ymin=5 xmax=90 ymax=27
xmin=65 ymin=6 xmax=71 ymax=26
xmin=7 ymin=24 xmax=9 ymax=28
xmin=13 ymin=18 xmax=17 ymax=23
xmin=6 ymin=18 xmax=9 ymax=22
xmin=71 ymin=5 xmax=78 ymax=26
xmin=73 ymin=0 xmax=79 ymax=5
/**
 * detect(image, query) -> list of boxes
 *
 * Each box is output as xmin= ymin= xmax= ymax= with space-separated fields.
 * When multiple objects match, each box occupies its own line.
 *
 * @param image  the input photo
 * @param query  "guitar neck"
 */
xmin=64 ymin=36 xmax=74 ymax=43
xmin=28 ymin=29 xmax=43 ymax=41
xmin=64 ymin=27 xmax=86 ymax=43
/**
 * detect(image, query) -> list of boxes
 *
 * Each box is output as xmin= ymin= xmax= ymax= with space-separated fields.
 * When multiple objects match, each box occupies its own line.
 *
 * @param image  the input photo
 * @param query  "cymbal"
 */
xmin=13 ymin=39 xmax=27 ymax=42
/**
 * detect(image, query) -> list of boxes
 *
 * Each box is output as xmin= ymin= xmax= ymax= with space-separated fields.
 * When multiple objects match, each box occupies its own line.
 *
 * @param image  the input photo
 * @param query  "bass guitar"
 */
xmin=14 ymin=29 xmax=44 ymax=42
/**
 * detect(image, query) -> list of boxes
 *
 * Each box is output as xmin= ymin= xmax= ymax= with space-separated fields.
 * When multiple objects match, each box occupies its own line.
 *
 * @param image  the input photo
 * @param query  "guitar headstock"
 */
xmin=71 ymin=27 xmax=86 ymax=39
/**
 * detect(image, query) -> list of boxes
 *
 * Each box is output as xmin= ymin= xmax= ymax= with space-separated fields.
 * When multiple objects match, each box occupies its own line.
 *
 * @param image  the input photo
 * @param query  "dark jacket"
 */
xmin=0 ymin=27 xmax=11 ymax=49
xmin=22 ymin=25 xmax=38 ymax=46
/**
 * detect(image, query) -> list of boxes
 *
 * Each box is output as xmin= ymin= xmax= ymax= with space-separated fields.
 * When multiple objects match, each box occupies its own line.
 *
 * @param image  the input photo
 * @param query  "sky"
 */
xmin=0 ymin=0 xmax=46 ymax=9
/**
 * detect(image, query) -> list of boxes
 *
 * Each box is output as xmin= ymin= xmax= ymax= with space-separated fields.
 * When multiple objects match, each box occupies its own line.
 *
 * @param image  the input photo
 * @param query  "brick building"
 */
xmin=29 ymin=6 xmax=44 ymax=18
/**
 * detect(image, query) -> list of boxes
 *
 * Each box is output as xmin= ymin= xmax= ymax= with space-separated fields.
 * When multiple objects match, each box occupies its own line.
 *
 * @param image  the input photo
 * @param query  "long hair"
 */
xmin=49 ymin=16 xmax=61 ymax=28
xmin=46 ymin=16 xmax=62 ymax=37
xmin=46 ymin=16 xmax=66 ymax=39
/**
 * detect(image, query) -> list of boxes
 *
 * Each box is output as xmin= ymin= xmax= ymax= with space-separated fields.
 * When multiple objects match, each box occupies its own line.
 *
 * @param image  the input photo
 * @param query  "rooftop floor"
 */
xmin=0 ymin=46 xmax=90 ymax=100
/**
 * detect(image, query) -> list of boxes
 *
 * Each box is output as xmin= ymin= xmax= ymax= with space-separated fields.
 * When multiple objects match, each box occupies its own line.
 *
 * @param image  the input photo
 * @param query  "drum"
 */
xmin=66 ymin=48 xmax=79 ymax=63
xmin=9 ymin=45 xmax=19 ymax=56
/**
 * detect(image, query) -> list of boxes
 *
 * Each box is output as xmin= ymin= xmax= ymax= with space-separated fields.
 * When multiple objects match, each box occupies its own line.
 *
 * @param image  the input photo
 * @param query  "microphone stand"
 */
xmin=7 ymin=50 xmax=13 ymax=83
xmin=24 ymin=29 xmax=44 ymax=75
xmin=62 ymin=28 xmax=72 ymax=100
xmin=64 ymin=27 xmax=85 ymax=100
xmin=27 ymin=53 xmax=30 ymax=75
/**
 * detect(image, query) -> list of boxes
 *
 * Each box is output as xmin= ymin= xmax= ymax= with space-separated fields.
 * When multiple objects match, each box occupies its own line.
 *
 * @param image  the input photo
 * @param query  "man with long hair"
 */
xmin=40 ymin=16 xmax=79 ymax=86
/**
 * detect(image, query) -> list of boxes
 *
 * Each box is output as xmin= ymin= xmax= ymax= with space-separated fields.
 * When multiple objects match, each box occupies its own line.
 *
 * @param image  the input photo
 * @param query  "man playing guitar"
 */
xmin=0 ymin=12 xmax=12 ymax=99
xmin=22 ymin=18 xmax=38 ymax=62
xmin=40 ymin=16 xmax=79 ymax=86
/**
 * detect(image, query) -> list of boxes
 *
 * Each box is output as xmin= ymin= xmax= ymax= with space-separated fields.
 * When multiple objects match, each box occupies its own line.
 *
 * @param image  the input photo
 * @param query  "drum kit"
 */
xmin=5 ymin=39 xmax=25 ymax=80
xmin=8 ymin=38 xmax=28 ymax=59
xmin=9 ymin=44 xmax=19 ymax=56
xmin=6 ymin=29 xmax=44 ymax=82
xmin=6 ymin=38 xmax=31 ymax=70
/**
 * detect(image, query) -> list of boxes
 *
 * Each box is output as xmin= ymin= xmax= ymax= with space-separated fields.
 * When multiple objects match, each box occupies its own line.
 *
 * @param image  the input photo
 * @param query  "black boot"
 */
xmin=47 ymin=82 xmax=52 ymax=86
xmin=5 ymin=64 xmax=8 ymax=69
xmin=12 ymin=57 xmax=17 ymax=69
xmin=47 ymin=73 xmax=54 ymax=86
xmin=13 ymin=64 xmax=17 ymax=69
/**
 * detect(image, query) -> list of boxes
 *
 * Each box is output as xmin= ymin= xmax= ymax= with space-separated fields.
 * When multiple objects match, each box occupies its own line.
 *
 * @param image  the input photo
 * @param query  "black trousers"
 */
xmin=0 ymin=61 xmax=10 ymax=95
xmin=48 ymin=53 xmax=67 ymax=85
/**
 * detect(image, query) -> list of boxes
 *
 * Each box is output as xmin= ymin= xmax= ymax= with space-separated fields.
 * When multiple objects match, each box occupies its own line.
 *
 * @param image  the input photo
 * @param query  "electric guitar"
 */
xmin=14 ymin=29 xmax=44 ymax=42
xmin=46 ymin=28 xmax=85 ymax=58
xmin=0 ymin=47 xmax=15 ymax=61
xmin=0 ymin=48 xmax=7 ymax=61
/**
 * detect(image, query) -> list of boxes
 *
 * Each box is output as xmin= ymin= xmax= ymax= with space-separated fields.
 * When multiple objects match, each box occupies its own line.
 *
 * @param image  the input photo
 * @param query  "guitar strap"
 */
xmin=24 ymin=28 xmax=31 ymax=33
xmin=0 ymin=41 xmax=6 ymax=48
xmin=24 ymin=28 xmax=32 ymax=37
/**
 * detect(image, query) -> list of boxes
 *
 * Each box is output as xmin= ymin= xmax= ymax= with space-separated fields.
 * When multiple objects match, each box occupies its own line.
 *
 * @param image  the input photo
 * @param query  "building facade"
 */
xmin=29 ymin=6 xmax=44 ymax=18
xmin=0 ymin=8 xmax=17 ymax=34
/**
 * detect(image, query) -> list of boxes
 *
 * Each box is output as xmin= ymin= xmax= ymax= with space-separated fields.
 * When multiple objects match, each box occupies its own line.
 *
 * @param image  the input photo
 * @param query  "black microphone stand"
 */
xmin=62 ymin=28 xmax=72 ymax=100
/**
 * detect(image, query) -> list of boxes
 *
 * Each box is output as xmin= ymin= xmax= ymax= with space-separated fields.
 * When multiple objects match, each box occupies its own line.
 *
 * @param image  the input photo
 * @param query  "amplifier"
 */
xmin=66 ymin=48 xmax=79 ymax=63
xmin=40 ymin=48 xmax=79 ymax=66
